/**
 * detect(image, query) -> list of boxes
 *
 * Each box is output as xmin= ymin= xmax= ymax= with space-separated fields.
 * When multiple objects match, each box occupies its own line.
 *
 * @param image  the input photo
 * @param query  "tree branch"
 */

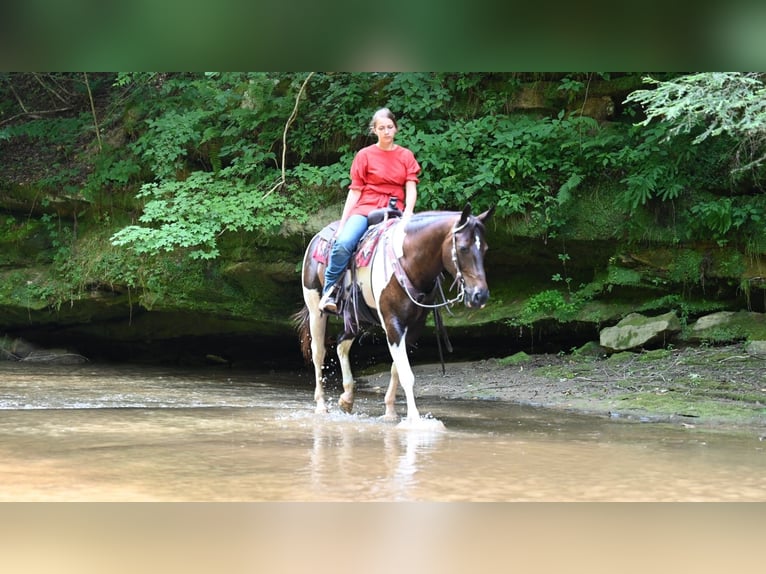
xmin=83 ymin=72 xmax=103 ymax=152
xmin=0 ymin=106 xmax=73 ymax=127
xmin=32 ymin=72 xmax=71 ymax=105
xmin=263 ymin=71 xmax=315 ymax=198
xmin=7 ymin=80 xmax=29 ymax=113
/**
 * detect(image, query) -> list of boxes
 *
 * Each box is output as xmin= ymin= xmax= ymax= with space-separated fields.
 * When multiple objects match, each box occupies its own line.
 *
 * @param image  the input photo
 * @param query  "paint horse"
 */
xmin=294 ymin=203 xmax=493 ymax=423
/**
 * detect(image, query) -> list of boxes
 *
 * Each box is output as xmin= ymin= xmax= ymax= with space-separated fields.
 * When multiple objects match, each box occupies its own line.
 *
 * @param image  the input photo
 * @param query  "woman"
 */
xmin=319 ymin=107 xmax=421 ymax=313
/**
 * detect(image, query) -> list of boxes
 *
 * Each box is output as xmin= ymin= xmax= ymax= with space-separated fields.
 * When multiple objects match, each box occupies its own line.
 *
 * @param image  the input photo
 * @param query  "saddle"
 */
xmin=310 ymin=210 xmax=400 ymax=319
xmin=310 ymin=208 xmax=401 ymax=268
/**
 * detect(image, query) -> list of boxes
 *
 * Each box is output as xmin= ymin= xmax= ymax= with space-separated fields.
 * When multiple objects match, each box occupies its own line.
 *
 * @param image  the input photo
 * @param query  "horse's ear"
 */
xmin=459 ymin=203 xmax=472 ymax=226
xmin=478 ymin=205 xmax=495 ymax=224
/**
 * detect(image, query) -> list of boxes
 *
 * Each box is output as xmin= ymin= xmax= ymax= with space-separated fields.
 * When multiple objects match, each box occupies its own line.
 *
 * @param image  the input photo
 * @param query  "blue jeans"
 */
xmin=323 ymin=214 xmax=369 ymax=294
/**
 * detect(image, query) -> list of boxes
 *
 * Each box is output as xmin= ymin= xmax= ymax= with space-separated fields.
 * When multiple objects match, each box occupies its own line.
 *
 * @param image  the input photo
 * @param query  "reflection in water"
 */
xmin=307 ymin=415 xmax=445 ymax=501
xmin=1 ymin=362 xmax=765 ymax=501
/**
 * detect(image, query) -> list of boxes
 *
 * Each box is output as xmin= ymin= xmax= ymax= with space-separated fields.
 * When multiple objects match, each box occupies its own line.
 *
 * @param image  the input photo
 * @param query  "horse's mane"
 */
xmin=405 ymin=210 xmax=485 ymax=235
xmin=405 ymin=210 xmax=461 ymax=234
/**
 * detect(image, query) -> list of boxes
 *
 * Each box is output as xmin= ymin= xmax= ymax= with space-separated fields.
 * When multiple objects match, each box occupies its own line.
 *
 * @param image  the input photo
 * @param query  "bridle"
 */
xmin=397 ymin=217 xmax=474 ymax=310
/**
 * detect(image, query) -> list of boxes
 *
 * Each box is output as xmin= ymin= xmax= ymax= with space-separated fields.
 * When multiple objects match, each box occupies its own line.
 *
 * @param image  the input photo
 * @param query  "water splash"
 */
xmin=396 ymin=415 xmax=447 ymax=432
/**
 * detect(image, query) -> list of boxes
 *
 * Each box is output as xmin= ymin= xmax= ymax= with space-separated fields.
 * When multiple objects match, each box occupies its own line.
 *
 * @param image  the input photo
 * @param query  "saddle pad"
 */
xmin=310 ymin=222 xmax=340 ymax=265
xmin=355 ymin=219 xmax=398 ymax=268
xmin=311 ymin=237 xmax=330 ymax=265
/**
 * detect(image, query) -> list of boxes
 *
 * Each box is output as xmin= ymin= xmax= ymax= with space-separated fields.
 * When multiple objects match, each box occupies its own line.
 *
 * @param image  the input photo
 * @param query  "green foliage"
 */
xmin=402 ymin=105 xmax=729 ymax=243
xmin=0 ymin=114 xmax=93 ymax=194
xmin=407 ymin=113 xmax=598 ymax=223
xmin=0 ymin=214 xmax=36 ymax=243
xmin=525 ymin=289 xmax=574 ymax=314
xmin=82 ymin=154 xmax=142 ymax=201
xmin=103 ymin=73 xmax=323 ymax=257
xmin=110 ymin=171 xmax=302 ymax=259
xmin=386 ymin=73 xmax=452 ymax=119
xmin=688 ymin=198 xmax=766 ymax=245
xmin=0 ymin=115 xmax=88 ymax=146
xmin=626 ymin=72 xmax=766 ymax=182
xmin=137 ymin=109 xmax=209 ymax=180
xmin=605 ymin=265 xmax=644 ymax=287
xmin=126 ymin=73 xmax=284 ymax=179
xmin=9 ymin=71 xmax=766 ymax=325
xmin=3 ymin=71 xmax=765 ymax=278
xmin=498 ymin=351 xmax=531 ymax=366
xmin=514 ymin=289 xmax=578 ymax=326
xmin=290 ymin=161 xmax=351 ymax=193
xmin=627 ymin=73 xmax=766 ymax=144
xmin=667 ymin=250 xmax=704 ymax=291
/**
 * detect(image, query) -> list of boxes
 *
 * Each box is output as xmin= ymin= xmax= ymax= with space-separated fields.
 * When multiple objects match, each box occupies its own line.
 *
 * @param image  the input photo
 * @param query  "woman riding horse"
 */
xmin=297 ymin=203 xmax=493 ymax=424
xmin=319 ymin=107 xmax=421 ymax=314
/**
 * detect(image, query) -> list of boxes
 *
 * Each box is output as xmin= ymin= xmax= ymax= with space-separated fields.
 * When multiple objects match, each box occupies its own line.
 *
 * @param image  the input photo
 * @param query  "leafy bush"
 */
xmin=5 ymin=71 xmax=765 ymax=270
xmin=513 ymin=289 xmax=579 ymax=326
xmin=110 ymin=171 xmax=303 ymax=259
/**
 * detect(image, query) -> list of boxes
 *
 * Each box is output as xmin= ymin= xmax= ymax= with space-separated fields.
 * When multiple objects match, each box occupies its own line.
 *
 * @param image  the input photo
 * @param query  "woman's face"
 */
xmin=374 ymin=118 xmax=397 ymax=145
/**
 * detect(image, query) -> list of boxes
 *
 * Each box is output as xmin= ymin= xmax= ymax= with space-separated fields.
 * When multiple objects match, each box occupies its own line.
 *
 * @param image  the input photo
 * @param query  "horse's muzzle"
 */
xmin=465 ymin=288 xmax=489 ymax=309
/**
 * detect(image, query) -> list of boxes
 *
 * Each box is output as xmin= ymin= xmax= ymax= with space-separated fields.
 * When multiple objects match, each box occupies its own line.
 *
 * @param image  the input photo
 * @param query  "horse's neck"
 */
xmin=400 ymin=216 xmax=455 ymax=284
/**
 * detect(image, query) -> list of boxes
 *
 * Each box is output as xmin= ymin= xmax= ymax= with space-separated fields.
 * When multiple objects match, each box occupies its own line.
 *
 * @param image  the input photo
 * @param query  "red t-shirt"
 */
xmin=348 ymin=144 xmax=421 ymax=217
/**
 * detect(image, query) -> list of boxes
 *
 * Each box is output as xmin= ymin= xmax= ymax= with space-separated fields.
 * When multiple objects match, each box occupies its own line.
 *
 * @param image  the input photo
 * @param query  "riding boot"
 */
xmin=319 ymin=283 xmax=340 ymax=314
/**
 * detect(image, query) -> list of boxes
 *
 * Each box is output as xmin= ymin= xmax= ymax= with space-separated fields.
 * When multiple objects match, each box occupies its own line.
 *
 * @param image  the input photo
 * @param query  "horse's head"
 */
xmin=450 ymin=203 xmax=494 ymax=308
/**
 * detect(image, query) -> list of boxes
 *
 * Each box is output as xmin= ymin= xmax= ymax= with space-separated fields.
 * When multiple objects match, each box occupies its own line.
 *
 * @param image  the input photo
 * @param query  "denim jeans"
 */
xmin=323 ymin=214 xmax=369 ymax=294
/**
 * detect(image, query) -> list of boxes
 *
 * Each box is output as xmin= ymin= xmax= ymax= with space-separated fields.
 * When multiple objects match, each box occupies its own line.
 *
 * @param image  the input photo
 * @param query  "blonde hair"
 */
xmin=368 ymin=107 xmax=397 ymax=135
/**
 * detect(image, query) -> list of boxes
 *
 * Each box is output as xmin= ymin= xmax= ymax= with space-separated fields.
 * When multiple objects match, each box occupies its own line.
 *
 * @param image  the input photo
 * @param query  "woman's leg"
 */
xmin=320 ymin=214 xmax=368 ymax=311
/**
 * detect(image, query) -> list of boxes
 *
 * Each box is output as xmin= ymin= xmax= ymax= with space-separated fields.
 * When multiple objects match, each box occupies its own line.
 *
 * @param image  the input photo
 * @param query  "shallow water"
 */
xmin=1 ymin=362 xmax=765 ymax=501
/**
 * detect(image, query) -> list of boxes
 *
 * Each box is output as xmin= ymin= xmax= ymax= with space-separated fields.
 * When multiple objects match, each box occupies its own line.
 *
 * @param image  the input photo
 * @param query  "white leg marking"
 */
xmin=304 ymin=287 xmax=328 ymax=414
xmin=387 ymin=329 xmax=420 ymax=423
xmin=337 ymin=338 xmax=355 ymax=413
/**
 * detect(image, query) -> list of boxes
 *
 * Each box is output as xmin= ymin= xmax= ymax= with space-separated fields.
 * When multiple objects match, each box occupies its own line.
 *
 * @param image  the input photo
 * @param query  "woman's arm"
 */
xmin=403 ymin=180 xmax=417 ymax=218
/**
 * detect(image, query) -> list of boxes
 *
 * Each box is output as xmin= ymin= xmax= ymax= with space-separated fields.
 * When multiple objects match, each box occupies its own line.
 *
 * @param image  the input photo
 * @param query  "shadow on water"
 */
xmin=1 ymin=362 xmax=765 ymax=501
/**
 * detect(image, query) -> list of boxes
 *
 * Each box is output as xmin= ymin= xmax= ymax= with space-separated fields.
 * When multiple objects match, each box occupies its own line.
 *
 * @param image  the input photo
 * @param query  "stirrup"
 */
xmin=319 ymin=286 xmax=340 ymax=314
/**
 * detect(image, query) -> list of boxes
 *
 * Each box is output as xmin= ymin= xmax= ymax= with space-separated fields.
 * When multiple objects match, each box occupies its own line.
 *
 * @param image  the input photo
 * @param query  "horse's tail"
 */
xmin=291 ymin=305 xmax=313 ymax=363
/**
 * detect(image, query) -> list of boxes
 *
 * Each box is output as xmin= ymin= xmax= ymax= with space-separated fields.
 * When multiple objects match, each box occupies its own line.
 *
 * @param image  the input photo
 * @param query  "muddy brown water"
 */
xmin=1 ymin=362 xmax=765 ymax=501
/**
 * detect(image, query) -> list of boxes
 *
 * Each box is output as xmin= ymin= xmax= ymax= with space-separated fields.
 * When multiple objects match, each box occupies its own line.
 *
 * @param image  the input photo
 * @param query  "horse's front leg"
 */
xmin=382 ymin=361 xmax=400 ymax=421
xmin=387 ymin=335 xmax=420 ymax=423
xmin=337 ymin=338 xmax=356 ymax=413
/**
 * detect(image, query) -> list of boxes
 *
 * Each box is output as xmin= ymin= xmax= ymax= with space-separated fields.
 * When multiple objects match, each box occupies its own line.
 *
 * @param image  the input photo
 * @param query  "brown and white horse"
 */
xmin=294 ymin=203 xmax=493 ymax=424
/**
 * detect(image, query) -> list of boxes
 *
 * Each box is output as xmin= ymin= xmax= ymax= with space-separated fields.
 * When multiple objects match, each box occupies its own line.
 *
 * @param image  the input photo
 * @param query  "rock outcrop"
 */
xmin=600 ymin=311 xmax=681 ymax=352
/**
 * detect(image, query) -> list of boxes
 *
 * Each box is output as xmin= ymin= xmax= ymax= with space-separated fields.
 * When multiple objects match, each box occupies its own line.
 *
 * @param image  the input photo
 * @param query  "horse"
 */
xmin=293 ymin=203 xmax=493 ymax=424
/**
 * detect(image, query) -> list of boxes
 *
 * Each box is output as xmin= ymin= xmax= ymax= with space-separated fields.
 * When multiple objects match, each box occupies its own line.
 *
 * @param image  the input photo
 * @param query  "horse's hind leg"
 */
xmin=337 ymin=337 xmax=355 ymax=413
xmin=305 ymin=287 xmax=329 ymax=414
